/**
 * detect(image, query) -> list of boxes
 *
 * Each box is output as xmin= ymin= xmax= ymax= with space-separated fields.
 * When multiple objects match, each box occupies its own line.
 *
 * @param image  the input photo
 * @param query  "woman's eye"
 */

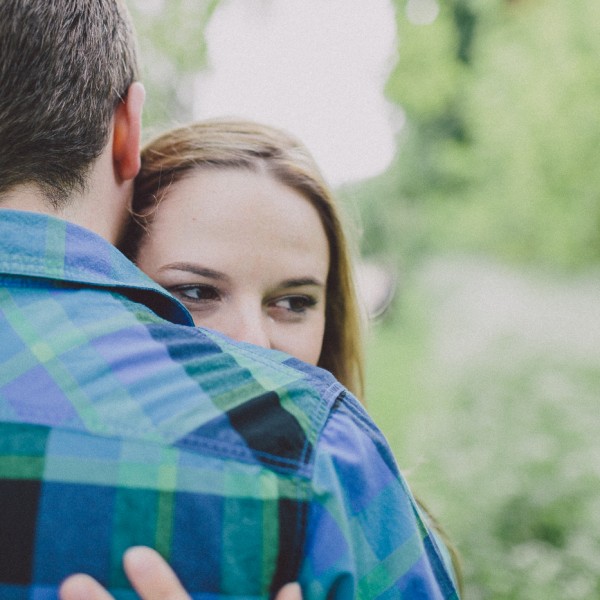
xmin=271 ymin=295 xmax=317 ymax=314
xmin=169 ymin=284 xmax=220 ymax=303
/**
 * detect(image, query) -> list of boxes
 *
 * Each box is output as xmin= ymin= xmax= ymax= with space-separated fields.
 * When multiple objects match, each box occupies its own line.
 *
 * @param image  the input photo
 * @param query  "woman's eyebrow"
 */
xmin=159 ymin=262 xmax=229 ymax=281
xmin=279 ymin=277 xmax=325 ymax=289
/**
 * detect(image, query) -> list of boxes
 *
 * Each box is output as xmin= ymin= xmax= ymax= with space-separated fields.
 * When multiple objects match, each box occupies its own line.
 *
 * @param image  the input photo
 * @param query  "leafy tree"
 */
xmin=369 ymin=0 xmax=600 ymax=268
xmin=128 ymin=0 xmax=219 ymax=134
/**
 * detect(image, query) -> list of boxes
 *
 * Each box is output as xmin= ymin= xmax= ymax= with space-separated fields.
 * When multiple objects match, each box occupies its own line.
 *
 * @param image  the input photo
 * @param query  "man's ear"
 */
xmin=113 ymin=82 xmax=145 ymax=182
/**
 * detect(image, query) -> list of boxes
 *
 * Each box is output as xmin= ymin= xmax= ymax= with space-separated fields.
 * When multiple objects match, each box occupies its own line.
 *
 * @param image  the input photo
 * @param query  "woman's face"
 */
xmin=136 ymin=168 xmax=330 ymax=365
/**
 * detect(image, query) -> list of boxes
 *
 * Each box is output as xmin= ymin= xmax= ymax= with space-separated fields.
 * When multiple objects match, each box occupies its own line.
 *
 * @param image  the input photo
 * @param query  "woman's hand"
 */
xmin=59 ymin=546 xmax=302 ymax=600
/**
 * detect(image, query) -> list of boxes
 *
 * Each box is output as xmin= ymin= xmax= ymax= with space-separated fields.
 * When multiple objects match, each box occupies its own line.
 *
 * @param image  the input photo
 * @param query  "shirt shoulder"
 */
xmin=299 ymin=391 xmax=460 ymax=599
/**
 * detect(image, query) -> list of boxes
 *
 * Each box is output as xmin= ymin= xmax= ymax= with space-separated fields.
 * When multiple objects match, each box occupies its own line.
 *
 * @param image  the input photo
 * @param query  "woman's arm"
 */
xmin=59 ymin=546 xmax=302 ymax=600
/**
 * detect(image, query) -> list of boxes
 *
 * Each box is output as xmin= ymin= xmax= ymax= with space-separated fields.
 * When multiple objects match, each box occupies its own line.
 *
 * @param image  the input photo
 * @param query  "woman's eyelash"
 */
xmin=272 ymin=295 xmax=318 ymax=312
xmin=169 ymin=284 xmax=220 ymax=302
xmin=167 ymin=286 xmax=318 ymax=314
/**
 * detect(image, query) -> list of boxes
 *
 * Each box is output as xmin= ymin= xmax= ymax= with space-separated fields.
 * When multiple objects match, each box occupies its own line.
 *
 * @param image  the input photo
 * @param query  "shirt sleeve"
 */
xmin=298 ymin=393 xmax=460 ymax=599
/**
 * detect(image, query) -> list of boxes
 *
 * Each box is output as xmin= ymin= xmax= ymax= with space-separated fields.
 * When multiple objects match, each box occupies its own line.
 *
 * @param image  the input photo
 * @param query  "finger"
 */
xmin=275 ymin=583 xmax=303 ymax=600
xmin=123 ymin=546 xmax=191 ymax=600
xmin=59 ymin=573 xmax=115 ymax=600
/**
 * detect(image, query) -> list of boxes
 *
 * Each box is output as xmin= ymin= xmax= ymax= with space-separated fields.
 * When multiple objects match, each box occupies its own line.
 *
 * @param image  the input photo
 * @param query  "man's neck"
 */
xmin=0 ymin=185 xmax=52 ymax=214
xmin=0 ymin=170 xmax=131 ymax=247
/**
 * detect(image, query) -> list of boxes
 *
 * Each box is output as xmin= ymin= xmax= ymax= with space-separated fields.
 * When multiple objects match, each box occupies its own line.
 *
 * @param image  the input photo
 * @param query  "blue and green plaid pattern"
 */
xmin=0 ymin=209 xmax=458 ymax=599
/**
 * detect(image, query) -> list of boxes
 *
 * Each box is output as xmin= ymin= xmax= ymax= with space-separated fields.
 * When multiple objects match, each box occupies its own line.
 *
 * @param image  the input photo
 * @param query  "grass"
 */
xmin=362 ymin=254 xmax=600 ymax=599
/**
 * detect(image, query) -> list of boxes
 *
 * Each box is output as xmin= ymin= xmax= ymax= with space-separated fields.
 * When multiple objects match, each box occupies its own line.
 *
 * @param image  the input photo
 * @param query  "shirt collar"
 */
xmin=0 ymin=208 xmax=193 ymax=325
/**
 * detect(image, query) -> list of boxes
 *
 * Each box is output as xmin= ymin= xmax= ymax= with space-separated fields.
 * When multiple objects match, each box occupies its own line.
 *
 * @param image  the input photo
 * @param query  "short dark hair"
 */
xmin=0 ymin=0 xmax=139 ymax=206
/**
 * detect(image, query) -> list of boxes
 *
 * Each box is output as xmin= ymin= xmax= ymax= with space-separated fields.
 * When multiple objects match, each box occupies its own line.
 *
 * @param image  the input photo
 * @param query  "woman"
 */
xmin=122 ymin=118 xmax=461 ymax=593
xmin=123 ymin=118 xmax=364 ymax=400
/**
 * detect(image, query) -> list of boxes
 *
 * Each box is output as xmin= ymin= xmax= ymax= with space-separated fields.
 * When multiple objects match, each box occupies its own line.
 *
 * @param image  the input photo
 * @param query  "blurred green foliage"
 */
xmin=347 ymin=2 xmax=600 ymax=597
xmin=128 ymin=0 xmax=219 ymax=135
xmin=348 ymin=0 xmax=600 ymax=269
xmin=129 ymin=0 xmax=600 ymax=267
xmin=366 ymin=259 xmax=600 ymax=599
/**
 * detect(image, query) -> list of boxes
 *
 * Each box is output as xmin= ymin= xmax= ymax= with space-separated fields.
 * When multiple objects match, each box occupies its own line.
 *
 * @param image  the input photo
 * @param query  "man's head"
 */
xmin=0 ymin=0 xmax=140 ymax=207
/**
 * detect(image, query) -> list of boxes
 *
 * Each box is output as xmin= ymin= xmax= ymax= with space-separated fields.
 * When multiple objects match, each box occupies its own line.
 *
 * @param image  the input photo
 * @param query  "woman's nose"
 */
xmin=229 ymin=311 xmax=272 ymax=350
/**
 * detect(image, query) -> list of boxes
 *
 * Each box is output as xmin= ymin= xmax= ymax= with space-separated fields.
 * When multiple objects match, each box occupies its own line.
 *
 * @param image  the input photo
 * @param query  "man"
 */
xmin=0 ymin=0 xmax=458 ymax=598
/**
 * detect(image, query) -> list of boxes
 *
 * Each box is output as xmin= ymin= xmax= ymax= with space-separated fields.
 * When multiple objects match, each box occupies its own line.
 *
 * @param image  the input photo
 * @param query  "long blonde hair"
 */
xmin=124 ymin=120 xmax=463 ymax=589
xmin=123 ymin=119 xmax=365 ymax=399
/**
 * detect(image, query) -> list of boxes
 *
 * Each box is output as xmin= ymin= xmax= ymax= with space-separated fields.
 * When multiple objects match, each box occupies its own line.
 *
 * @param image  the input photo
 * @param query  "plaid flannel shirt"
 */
xmin=0 ymin=209 xmax=458 ymax=599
